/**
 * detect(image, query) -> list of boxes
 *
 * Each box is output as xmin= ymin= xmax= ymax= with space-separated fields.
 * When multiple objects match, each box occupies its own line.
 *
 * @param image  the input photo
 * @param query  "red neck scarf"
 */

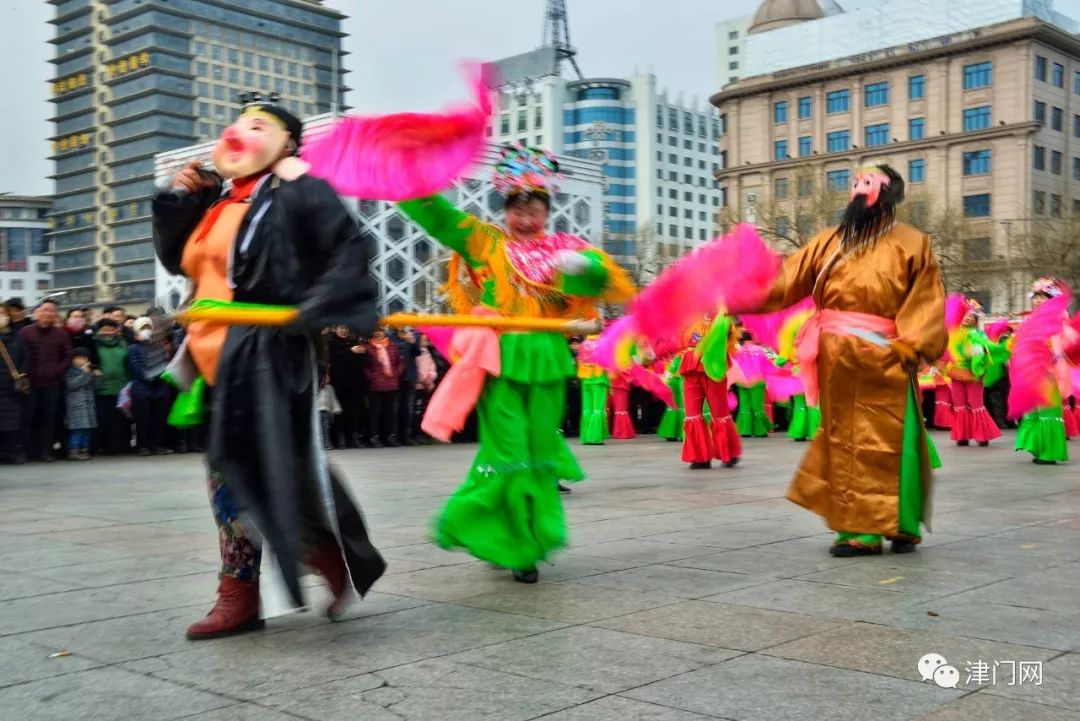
xmin=193 ymin=172 xmax=269 ymax=243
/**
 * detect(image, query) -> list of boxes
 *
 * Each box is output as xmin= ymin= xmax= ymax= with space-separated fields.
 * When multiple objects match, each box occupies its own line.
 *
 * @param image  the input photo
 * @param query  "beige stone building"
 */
xmin=712 ymin=12 xmax=1080 ymax=312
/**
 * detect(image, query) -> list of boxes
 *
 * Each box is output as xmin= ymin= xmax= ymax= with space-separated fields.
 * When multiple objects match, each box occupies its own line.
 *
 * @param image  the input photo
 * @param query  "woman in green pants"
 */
xmin=398 ymin=146 xmax=634 ymax=582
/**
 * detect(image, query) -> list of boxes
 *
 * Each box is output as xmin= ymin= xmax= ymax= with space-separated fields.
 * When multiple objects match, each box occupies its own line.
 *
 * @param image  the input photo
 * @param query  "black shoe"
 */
xmin=723 ymin=457 xmax=740 ymax=468
xmin=889 ymin=537 xmax=919 ymax=554
xmin=665 ymin=438 xmax=678 ymax=442
xmin=689 ymin=461 xmax=712 ymax=470
xmin=11 ymin=454 xmax=26 ymax=465
xmin=1033 ymin=458 xmax=1057 ymax=465
xmin=957 ymin=440 xmax=970 ymax=447
xmin=795 ymin=438 xmax=808 ymax=442
xmin=829 ymin=542 xmax=882 ymax=557
xmin=400 ymin=438 xmax=417 ymax=447
xmin=558 ymin=483 xmax=572 ymax=494
xmin=978 ymin=441 xmax=989 ymax=447
xmin=512 ymin=568 xmax=539 ymax=584
xmin=384 ymin=439 xmax=400 ymax=448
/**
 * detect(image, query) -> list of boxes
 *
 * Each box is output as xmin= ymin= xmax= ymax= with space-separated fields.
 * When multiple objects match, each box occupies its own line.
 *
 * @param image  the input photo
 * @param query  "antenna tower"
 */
xmin=542 ymin=0 xmax=583 ymax=78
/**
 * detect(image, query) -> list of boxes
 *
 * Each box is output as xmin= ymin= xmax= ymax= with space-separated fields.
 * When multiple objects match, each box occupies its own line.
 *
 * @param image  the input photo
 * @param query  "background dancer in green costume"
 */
xmin=399 ymin=145 xmax=634 ymax=583
xmin=577 ymin=335 xmax=610 ymax=445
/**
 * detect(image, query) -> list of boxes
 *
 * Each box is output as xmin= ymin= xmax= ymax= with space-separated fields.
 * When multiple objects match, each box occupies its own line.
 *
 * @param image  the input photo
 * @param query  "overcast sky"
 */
xmin=6 ymin=0 xmax=1080 ymax=196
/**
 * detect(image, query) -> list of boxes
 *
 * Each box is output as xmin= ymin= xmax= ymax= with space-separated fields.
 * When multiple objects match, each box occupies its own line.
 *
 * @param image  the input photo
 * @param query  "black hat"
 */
xmin=238 ymin=93 xmax=303 ymax=153
xmin=73 ymin=347 xmax=91 ymax=359
xmin=4 ymin=297 xmax=24 ymax=311
xmin=95 ymin=318 xmax=120 ymax=330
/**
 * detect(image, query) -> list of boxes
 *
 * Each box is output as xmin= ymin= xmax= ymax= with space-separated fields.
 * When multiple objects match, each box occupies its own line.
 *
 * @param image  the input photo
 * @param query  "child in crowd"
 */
xmin=64 ymin=347 xmax=97 ymax=460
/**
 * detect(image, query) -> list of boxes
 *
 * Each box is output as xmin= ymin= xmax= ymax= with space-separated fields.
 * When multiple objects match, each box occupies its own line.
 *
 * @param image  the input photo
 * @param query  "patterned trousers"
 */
xmin=208 ymin=472 xmax=262 ymax=580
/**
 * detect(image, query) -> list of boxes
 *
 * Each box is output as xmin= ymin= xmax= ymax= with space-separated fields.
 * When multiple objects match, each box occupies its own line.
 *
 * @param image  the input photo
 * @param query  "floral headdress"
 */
xmin=493 ymin=144 xmax=562 ymax=197
xmin=965 ymin=297 xmax=983 ymax=314
xmin=1029 ymin=276 xmax=1065 ymax=299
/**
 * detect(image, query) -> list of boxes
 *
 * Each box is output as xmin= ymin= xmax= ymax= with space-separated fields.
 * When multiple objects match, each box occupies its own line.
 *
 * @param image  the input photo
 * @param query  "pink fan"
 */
xmin=732 ymin=344 xmax=775 ymax=385
xmin=740 ymin=297 xmax=814 ymax=353
xmin=629 ymin=365 xmax=676 ymax=408
xmin=765 ymin=366 xmax=804 ymax=403
xmin=303 ymin=63 xmax=494 ymax=200
xmin=417 ymin=327 xmax=456 ymax=361
xmin=1007 ymin=291 xmax=1072 ymax=419
xmin=630 ymin=224 xmax=781 ymax=344
xmin=985 ymin=319 xmax=1012 ymax=343
xmin=944 ymin=293 xmax=969 ymax=333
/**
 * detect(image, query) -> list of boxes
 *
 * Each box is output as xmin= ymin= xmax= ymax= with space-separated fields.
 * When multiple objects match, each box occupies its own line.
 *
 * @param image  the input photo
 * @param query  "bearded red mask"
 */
xmin=211 ymin=108 xmax=293 ymax=180
xmin=849 ymin=170 xmax=890 ymax=207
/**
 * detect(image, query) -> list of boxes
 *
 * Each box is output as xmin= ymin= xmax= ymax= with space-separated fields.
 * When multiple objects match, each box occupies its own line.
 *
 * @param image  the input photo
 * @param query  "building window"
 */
xmin=962 ymin=149 xmax=991 ymax=176
xmin=826 ymin=89 xmax=850 ymax=114
xmin=1052 ymin=194 xmax=1062 ymax=217
xmin=517 ymin=111 xmax=526 ymax=132
xmin=826 ymin=130 xmax=850 ymax=153
xmin=534 ymin=106 xmax=542 ymax=129
xmin=1074 ymin=157 xmax=1080 ymax=181
xmin=1034 ymin=145 xmax=1046 ymax=171
xmin=964 ymin=61 xmax=993 ymax=89
xmin=668 ymin=206 xmax=676 ymax=217
xmin=729 ymin=30 xmax=739 ymax=40
xmin=669 ymin=136 xmax=677 ymax=147
xmin=774 ymin=140 xmax=788 ymax=160
xmin=729 ymin=62 xmax=738 ymax=71
xmin=1053 ymin=62 xmax=1065 ymax=88
xmin=669 ymin=171 xmax=677 ymax=181
xmin=826 ymin=169 xmax=850 ymax=191
xmin=1035 ymin=55 xmax=1048 ymax=81
xmin=774 ymin=101 xmax=788 ymax=123
xmin=864 ymin=123 xmax=889 ymax=147
xmin=798 ymin=176 xmax=812 ymax=197
xmin=684 ymin=157 xmax=693 ymax=167
xmin=798 ymin=96 xmax=812 ymax=119
xmin=962 ymin=106 xmax=991 ymax=132
xmin=909 ymin=74 xmax=926 ymax=100
xmin=798 ymin=136 xmax=812 ymax=157
xmin=668 ymin=153 xmax=676 ymax=164
xmin=909 ymin=117 xmax=925 ymax=140
xmin=1034 ymin=101 xmax=1047 ymax=124
xmin=500 ymin=115 xmax=509 ymax=134
xmin=963 ymin=193 xmax=991 ymax=217
xmin=908 ymin=158 xmax=926 ymax=183
xmin=775 ymin=177 xmax=789 ymax=199
xmin=1052 ymin=106 xmax=1063 ymax=131
xmin=729 ymin=46 xmax=738 ymax=56
xmin=864 ymin=81 xmax=889 ymax=107
xmin=1034 ymin=190 xmax=1046 ymax=215
xmin=1074 ymin=199 xmax=1080 ymax=217
xmin=1053 ymin=150 xmax=1063 ymax=175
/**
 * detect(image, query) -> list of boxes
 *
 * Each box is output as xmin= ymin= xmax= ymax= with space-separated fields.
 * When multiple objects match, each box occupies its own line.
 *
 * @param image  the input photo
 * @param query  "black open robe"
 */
xmin=153 ymin=172 xmax=385 ymax=608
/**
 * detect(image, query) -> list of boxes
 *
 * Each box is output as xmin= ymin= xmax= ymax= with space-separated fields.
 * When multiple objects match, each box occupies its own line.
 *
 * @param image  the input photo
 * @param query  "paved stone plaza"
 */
xmin=1 ymin=431 xmax=1079 ymax=720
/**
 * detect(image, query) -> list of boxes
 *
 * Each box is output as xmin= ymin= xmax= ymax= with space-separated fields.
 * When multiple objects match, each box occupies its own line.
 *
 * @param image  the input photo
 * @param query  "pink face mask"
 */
xmin=849 ymin=171 xmax=890 ymax=207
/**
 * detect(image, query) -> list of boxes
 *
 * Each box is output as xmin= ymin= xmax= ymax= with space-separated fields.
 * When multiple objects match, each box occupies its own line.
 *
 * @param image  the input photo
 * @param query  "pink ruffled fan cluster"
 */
xmin=1007 ymin=288 xmax=1073 ymax=419
xmin=302 ymin=63 xmax=495 ymax=200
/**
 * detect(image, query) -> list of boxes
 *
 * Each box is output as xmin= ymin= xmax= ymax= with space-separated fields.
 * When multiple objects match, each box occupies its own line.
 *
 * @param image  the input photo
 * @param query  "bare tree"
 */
xmin=719 ymin=172 xmax=848 ymax=253
xmin=1010 ymin=213 xmax=1080 ymax=292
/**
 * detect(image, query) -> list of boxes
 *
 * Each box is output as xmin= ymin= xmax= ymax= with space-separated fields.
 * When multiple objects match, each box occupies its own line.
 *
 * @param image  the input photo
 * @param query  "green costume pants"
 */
xmin=735 ymin=382 xmax=772 ymax=437
xmin=1016 ymin=400 xmax=1068 ymax=463
xmin=435 ymin=376 xmax=582 ymax=571
xmin=580 ymin=378 xmax=610 ymax=445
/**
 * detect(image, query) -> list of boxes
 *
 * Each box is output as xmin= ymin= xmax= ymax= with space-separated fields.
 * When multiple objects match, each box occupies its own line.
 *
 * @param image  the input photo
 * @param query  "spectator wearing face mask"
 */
xmin=126 ymin=317 xmax=172 ymax=456
xmin=64 ymin=308 xmax=95 ymax=359
xmin=18 ymin=299 xmax=72 ymax=462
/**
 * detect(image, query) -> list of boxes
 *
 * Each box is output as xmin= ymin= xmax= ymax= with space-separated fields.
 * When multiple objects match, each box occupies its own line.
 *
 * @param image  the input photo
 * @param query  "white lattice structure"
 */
xmin=153 ymin=116 xmax=605 ymax=315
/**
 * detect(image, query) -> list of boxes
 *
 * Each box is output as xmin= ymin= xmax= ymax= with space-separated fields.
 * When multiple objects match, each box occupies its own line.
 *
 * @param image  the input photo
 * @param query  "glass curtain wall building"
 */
xmin=48 ymin=0 xmax=347 ymax=306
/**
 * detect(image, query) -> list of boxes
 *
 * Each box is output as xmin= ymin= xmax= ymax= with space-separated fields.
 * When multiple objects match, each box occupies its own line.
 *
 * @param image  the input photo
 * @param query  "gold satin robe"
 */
xmin=763 ymin=222 xmax=947 ymax=535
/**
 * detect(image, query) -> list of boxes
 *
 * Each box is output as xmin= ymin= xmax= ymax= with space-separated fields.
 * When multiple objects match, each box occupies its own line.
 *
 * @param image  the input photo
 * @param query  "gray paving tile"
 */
xmin=890 ymin=598 xmax=1080 ymax=652
xmin=172 ymin=704 xmax=311 ymax=721
xmin=790 ymin=561 xmax=1009 ymax=596
xmin=569 ymin=564 xmax=772 ymax=599
xmin=623 ymin=654 xmax=962 ymax=721
xmin=375 ymin=563 xmax=520 ymax=602
xmin=762 ymin=621 xmax=1059 ymax=691
xmin=668 ymin=547 xmax=852 ymax=578
xmin=0 ymin=570 xmax=83 ymax=601
xmin=984 ymin=653 xmax=1080 ymax=710
xmin=27 ymin=556 xmax=211 ymax=588
xmin=0 ymin=667 xmax=232 ymax=721
xmin=260 ymin=658 xmax=602 ymax=721
xmin=538 ymin=695 xmax=722 ymax=721
xmin=455 ymin=580 xmax=681 ymax=624
xmin=704 ymin=578 xmax=935 ymax=623
xmin=0 ymin=636 xmax=103 ymax=690
xmin=571 ymin=539 xmax=718 ymax=564
xmin=448 ymin=626 xmax=739 ymax=694
xmin=591 ymin=600 xmax=845 ymax=652
xmin=912 ymin=693 xmax=1080 ymax=721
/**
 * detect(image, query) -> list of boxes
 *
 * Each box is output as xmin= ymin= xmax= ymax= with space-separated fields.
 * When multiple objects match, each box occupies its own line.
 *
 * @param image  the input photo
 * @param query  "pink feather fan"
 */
xmin=985 ymin=319 xmax=1012 ymax=343
xmin=1007 ymin=289 xmax=1072 ymax=419
xmin=302 ymin=63 xmax=495 ymax=200
xmin=629 ymin=224 xmax=781 ymax=345
xmin=739 ymin=296 xmax=814 ymax=353
xmin=629 ymin=365 xmax=676 ymax=408
xmin=944 ymin=293 xmax=969 ymax=333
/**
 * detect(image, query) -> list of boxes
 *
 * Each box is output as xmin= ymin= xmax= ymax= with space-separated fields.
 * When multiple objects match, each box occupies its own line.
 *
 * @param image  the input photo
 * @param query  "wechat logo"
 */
xmin=918 ymin=653 xmax=960 ymax=689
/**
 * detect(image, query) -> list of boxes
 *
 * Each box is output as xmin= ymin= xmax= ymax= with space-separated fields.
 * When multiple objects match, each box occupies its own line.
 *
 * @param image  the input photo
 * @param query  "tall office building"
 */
xmin=713 ymin=0 xmax=1080 ymax=312
xmin=716 ymin=16 xmax=751 ymax=89
xmin=491 ymin=74 xmax=725 ymax=272
xmin=48 ymin=0 xmax=347 ymax=307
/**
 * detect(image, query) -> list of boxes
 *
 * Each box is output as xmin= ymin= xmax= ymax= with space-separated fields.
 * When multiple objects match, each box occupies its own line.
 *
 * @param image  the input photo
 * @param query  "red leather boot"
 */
xmin=306 ymin=542 xmax=352 ymax=620
xmin=186 ymin=576 xmax=263 ymax=640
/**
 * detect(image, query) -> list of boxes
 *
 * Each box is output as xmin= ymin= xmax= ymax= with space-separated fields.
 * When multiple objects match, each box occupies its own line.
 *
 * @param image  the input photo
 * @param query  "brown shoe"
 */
xmin=305 ymin=542 xmax=351 ymax=620
xmin=186 ymin=576 xmax=264 ymax=640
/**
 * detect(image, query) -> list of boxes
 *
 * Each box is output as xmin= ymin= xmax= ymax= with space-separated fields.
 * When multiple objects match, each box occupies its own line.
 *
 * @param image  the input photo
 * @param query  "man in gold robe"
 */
xmin=760 ymin=165 xmax=947 ymax=556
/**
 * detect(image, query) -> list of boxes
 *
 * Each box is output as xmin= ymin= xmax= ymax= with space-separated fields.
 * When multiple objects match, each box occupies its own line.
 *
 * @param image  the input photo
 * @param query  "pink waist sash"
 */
xmin=796 ymin=309 xmax=897 ymax=407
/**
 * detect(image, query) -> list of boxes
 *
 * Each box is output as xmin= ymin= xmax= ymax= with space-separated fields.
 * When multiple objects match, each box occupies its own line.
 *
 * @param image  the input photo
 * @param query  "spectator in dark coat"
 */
xmin=18 ymin=299 xmax=72 ymax=462
xmin=5 ymin=297 xmax=31 ymax=332
xmin=64 ymin=348 xmax=97 ymax=461
xmin=362 ymin=327 xmax=404 ymax=447
xmin=64 ymin=307 xmax=95 ymax=359
xmin=328 ymin=326 xmax=367 ymax=448
xmin=126 ymin=316 xmax=172 ymax=456
xmin=390 ymin=328 xmax=422 ymax=445
xmin=0 ymin=304 xmax=28 ymax=464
